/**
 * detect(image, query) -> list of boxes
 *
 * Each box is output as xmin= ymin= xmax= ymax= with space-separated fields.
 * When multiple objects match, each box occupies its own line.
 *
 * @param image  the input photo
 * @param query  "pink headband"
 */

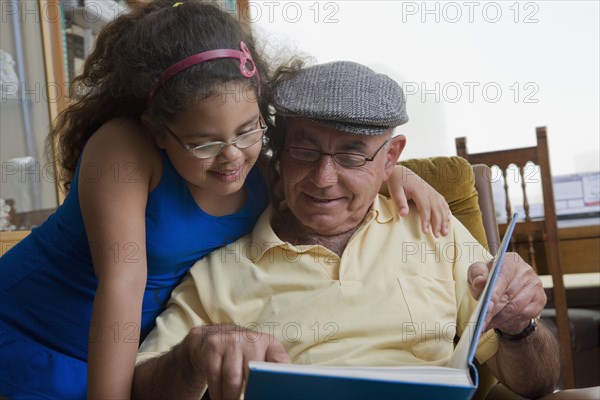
xmin=146 ymin=41 xmax=261 ymax=107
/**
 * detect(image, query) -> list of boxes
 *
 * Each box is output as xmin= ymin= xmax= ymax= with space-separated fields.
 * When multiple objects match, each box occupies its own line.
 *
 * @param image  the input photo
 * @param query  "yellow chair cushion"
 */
xmin=399 ymin=156 xmax=490 ymax=252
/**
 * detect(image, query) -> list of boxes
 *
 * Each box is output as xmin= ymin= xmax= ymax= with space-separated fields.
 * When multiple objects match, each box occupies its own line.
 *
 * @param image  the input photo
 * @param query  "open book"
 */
xmin=245 ymin=214 xmax=519 ymax=400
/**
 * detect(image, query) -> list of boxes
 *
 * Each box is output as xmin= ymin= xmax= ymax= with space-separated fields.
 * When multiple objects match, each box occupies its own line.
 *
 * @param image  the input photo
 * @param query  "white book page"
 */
xmin=249 ymin=362 xmax=472 ymax=386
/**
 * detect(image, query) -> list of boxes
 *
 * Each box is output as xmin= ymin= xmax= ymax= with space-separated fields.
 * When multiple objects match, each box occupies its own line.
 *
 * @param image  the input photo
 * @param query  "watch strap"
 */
xmin=494 ymin=318 xmax=538 ymax=341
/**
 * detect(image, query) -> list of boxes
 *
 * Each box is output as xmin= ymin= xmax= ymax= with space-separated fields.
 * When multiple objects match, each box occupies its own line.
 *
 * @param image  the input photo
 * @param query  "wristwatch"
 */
xmin=494 ymin=318 xmax=538 ymax=341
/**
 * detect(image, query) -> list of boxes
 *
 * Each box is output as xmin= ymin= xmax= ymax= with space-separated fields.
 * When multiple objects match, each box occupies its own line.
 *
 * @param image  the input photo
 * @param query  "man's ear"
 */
xmin=383 ymin=134 xmax=407 ymax=177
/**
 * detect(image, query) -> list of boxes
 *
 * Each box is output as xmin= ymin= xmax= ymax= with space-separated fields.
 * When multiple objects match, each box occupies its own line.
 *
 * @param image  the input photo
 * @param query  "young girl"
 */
xmin=0 ymin=1 xmax=448 ymax=398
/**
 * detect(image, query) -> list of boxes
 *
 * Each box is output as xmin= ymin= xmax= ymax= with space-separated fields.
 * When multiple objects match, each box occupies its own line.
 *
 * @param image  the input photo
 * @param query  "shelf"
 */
xmin=63 ymin=1 xmax=129 ymax=34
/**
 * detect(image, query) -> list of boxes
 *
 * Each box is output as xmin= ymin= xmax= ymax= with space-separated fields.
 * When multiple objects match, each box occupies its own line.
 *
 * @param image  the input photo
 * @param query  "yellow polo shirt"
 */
xmin=137 ymin=195 xmax=498 ymax=368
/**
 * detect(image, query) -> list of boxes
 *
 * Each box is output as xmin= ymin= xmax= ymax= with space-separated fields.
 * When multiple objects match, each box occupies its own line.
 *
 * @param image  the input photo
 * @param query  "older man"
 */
xmin=132 ymin=61 xmax=559 ymax=400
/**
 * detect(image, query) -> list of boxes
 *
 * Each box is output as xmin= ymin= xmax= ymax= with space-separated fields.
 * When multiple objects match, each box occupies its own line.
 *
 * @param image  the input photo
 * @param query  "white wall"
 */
xmin=250 ymin=0 xmax=599 ymax=176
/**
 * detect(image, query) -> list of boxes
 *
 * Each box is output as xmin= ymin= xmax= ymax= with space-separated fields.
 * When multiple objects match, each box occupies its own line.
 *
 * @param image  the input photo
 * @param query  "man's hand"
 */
xmin=187 ymin=324 xmax=291 ymax=400
xmin=471 ymin=253 xmax=560 ymax=397
xmin=467 ymin=252 xmax=546 ymax=334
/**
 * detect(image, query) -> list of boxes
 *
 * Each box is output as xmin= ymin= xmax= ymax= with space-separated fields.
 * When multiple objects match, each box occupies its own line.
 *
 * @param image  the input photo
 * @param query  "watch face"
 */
xmin=531 ymin=318 xmax=538 ymax=328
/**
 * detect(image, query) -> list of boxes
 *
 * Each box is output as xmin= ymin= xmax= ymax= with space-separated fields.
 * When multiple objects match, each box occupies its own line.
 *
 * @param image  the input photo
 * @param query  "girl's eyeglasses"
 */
xmin=164 ymin=118 xmax=267 ymax=159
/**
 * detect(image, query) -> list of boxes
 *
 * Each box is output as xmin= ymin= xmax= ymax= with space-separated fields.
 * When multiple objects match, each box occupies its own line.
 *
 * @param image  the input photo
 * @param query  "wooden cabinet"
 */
xmin=558 ymin=223 xmax=600 ymax=274
xmin=501 ymin=219 xmax=600 ymax=275
xmin=0 ymin=230 xmax=30 ymax=256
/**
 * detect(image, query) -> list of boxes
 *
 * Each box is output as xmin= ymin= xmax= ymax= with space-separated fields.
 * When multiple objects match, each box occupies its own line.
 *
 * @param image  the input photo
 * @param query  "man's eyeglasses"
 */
xmin=164 ymin=118 xmax=267 ymax=159
xmin=284 ymin=138 xmax=390 ymax=168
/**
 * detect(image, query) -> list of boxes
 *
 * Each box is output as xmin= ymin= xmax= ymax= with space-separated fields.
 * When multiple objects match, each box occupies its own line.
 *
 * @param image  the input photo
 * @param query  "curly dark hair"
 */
xmin=264 ymin=58 xmax=308 ymax=205
xmin=49 ymin=0 xmax=270 ymax=191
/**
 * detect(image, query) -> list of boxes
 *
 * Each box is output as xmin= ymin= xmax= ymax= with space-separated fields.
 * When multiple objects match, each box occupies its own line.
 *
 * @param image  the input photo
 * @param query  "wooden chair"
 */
xmin=455 ymin=127 xmax=575 ymax=389
xmin=472 ymin=164 xmax=501 ymax=255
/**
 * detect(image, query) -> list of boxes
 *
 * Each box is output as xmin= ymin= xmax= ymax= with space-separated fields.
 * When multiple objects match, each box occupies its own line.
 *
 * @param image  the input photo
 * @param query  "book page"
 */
xmin=249 ymin=361 xmax=472 ymax=386
xmin=448 ymin=213 xmax=519 ymax=369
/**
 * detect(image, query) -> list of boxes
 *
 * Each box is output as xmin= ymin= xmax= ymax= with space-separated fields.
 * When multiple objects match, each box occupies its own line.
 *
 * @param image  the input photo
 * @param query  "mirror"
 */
xmin=1 ymin=0 xmax=58 ymax=231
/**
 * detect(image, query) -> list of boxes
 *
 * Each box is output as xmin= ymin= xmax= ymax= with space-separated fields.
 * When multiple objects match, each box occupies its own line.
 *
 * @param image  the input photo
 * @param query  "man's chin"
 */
xmin=298 ymin=215 xmax=350 ymax=236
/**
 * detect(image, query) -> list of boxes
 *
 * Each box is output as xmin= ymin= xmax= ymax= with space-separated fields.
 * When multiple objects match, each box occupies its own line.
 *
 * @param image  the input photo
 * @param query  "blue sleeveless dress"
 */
xmin=0 ymin=151 xmax=268 ymax=399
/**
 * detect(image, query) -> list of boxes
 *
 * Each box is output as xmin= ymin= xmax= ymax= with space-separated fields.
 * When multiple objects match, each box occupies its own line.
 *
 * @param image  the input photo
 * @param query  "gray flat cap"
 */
xmin=272 ymin=61 xmax=408 ymax=135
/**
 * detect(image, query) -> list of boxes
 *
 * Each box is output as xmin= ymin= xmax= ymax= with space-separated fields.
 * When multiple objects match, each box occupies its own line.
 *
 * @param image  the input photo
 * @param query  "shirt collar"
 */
xmin=249 ymin=195 xmax=396 ymax=263
xmin=371 ymin=194 xmax=396 ymax=224
xmin=248 ymin=205 xmax=286 ymax=263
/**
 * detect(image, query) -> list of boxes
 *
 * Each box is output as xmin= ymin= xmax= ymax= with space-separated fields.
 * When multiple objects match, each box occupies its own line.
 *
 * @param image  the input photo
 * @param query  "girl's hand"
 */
xmin=387 ymin=165 xmax=451 ymax=237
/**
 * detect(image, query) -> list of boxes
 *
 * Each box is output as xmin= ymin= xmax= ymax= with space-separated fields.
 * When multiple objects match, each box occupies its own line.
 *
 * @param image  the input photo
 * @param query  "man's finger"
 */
xmin=204 ymin=350 xmax=223 ymax=400
xmin=265 ymin=341 xmax=291 ymax=364
xmin=468 ymin=261 xmax=490 ymax=299
xmin=221 ymin=348 xmax=244 ymax=400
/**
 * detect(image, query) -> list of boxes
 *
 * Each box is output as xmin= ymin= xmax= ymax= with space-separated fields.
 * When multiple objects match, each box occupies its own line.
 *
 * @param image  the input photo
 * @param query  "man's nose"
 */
xmin=312 ymin=155 xmax=338 ymax=187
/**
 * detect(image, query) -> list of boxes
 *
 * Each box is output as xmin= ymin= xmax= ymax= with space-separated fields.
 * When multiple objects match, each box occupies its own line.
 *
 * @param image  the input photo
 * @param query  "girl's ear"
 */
xmin=155 ymin=135 xmax=166 ymax=149
xmin=141 ymin=114 xmax=166 ymax=149
xmin=384 ymin=134 xmax=407 ymax=177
